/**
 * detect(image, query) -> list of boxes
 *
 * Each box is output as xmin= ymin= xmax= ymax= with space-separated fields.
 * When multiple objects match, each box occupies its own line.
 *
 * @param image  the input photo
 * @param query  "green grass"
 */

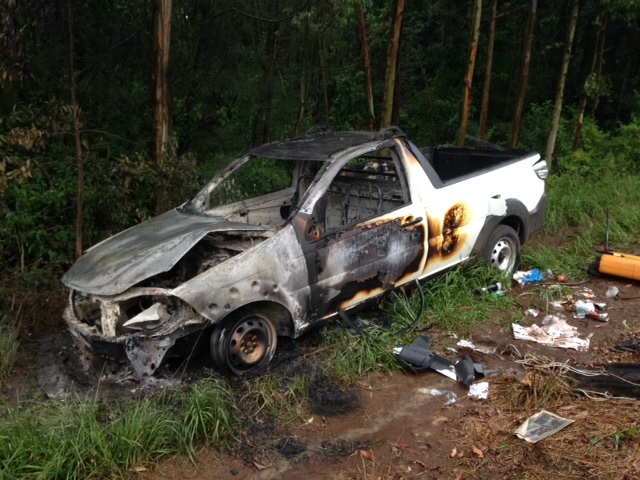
xmin=237 ymin=373 xmax=309 ymax=424
xmin=523 ymin=161 xmax=640 ymax=279
xmin=0 ymin=315 xmax=20 ymax=388
xmin=0 ymin=377 xmax=235 ymax=479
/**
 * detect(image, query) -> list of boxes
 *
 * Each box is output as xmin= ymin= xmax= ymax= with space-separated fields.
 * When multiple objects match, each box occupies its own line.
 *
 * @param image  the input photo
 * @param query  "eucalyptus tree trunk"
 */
xmin=573 ymin=20 xmax=603 ymax=151
xmin=318 ymin=34 xmax=330 ymax=125
xmin=545 ymin=0 xmax=579 ymax=169
xmin=479 ymin=0 xmax=497 ymax=140
xmin=591 ymin=16 xmax=607 ymax=119
xmin=152 ymin=0 xmax=172 ymax=214
xmin=294 ymin=24 xmax=310 ymax=137
xmin=380 ymin=0 xmax=405 ymax=128
xmin=68 ymin=2 xmax=84 ymax=258
xmin=456 ymin=0 xmax=482 ymax=146
xmin=360 ymin=7 xmax=376 ymax=131
xmin=252 ymin=12 xmax=278 ymax=146
xmin=509 ymin=0 xmax=537 ymax=148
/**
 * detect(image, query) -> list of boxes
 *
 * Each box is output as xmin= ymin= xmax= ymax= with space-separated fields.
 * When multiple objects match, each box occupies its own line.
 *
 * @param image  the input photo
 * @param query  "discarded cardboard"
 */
xmin=514 ymin=410 xmax=574 ymax=443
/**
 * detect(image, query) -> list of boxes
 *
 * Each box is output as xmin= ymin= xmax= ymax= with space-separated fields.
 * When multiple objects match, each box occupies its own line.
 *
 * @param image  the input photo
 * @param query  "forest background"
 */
xmin=1 ymin=0 xmax=640 ymax=274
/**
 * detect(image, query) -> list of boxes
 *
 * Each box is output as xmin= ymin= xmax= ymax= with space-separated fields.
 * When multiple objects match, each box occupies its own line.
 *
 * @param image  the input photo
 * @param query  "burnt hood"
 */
xmin=62 ymin=208 xmax=275 ymax=295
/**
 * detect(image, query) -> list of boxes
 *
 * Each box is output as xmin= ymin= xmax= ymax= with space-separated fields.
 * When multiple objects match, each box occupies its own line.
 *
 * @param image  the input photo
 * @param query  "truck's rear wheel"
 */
xmin=210 ymin=311 xmax=277 ymax=377
xmin=483 ymin=225 xmax=521 ymax=275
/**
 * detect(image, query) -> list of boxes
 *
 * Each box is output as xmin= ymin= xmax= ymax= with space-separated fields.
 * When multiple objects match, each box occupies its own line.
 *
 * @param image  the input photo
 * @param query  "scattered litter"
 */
xmin=395 ymin=336 xmax=482 ymax=385
xmin=417 ymin=388 xmax=457 ymax=406
xmin=476 ymin=282 xmax=506 ymax=297
xmin=468 ymin=382 xmax=489 ymax=400
xmin=456 ymin=339 xmax=498 ymax=354
xmin=616 ymin=337 xmax=640 ymax=352
xmin=575 ymin=287 xmax=595 ymax=299
xmin=550 ymin=301 xmax=566 ymax=310
xmin=556 ymin=274 xmax=567 ymax=283
xmin=512 ymin=316 xmax=590 ymax=351
xmin=606 ymin=286 xmax=620 ymax=298
xmin=569 ymin=363 xmax=640 ymax=398
xmin=513 ymin=268 xmax=545 ymax=286
xmin=514 ymin=410 xmax=574 ymax=443
xmin=573 ymin=300 xmax=609 ymax=322
xmin=541 ymin=315 xmax=553 ymax=325
xmin=526 ymin=309 xmax=541 ymax=317
xmin=476 ymin=282 xmax=503 ymax=294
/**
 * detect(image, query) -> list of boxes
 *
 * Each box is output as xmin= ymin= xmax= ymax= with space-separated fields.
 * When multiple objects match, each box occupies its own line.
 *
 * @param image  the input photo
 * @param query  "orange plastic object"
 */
xmin=597 ymin=253 xmax=640 ymax=281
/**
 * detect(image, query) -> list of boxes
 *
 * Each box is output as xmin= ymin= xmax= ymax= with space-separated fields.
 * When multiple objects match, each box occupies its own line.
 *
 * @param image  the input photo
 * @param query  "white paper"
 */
xmin=512 ymin=316 xmax=589 ymax=351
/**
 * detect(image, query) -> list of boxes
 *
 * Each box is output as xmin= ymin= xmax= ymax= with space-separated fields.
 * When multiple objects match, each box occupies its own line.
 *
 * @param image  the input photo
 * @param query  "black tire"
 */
xmin=210 ymin=310 xmax=278 ymax=377
xmin=483 ymin=225 xmax=521 ymax=275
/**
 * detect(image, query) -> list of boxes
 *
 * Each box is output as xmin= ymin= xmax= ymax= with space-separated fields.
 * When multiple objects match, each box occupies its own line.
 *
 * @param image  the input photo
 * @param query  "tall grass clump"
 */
xmin=322 ymin=325 xmax=401 ymax=383
xmin=524 ymin=122 xmax=640 ymax=276
xmin=238 ymin=373 xmax=308 ymax=423
xmin=0 ymin=377 xmax=235 ymax=479
xmin=320 ymin=264 xmax=513 ymax=382
xmin=387 ymin=265 xmax=516 ymax=336
xmin=0 ymin=315 xmax=20 ymax=388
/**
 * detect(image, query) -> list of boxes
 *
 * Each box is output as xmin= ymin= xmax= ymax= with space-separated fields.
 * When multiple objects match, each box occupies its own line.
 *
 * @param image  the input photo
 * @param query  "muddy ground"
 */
xmin=3 ymin=269 xmax=640 ymax=479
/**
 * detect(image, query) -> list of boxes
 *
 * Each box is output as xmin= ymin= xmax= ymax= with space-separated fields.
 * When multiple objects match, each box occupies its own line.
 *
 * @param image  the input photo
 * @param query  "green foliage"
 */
xmin=209 ymin=157 xmax=293 ymax=207
xmin=322 ymin=325 xmax=400 ymax=383
xmin=0 ymin=316 xmax=19 ymax=388
xmin=0 ymin=377 xmax=235 ymax=479
xmin=523 ymin=130 xmax=640 ymax=278
xmin=399 ymin=265 xmax=516 ymax=336
xmin=0 ymin=101 xmax=74 ymax=192
xmin=238 ymin=373 xmax=308 ymax=423
xmin=555 ymin=119 xmax=640 ymax=175
xmin=590 ymin=427 xmax=640 ymax=451
xmin=176 ymin=377 xmax=237 ymax=461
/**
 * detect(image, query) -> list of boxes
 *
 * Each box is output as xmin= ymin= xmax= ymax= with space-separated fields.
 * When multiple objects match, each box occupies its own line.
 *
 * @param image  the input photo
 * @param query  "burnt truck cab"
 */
xmin=62 ymin=127 xmax=547 ymax=377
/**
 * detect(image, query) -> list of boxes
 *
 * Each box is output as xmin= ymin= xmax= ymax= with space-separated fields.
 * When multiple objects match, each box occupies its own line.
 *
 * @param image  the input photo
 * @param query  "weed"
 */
xmin=590 ymin=427 xmax=640 ymax=451
xmin=0 ymin=379 xmax=236 ymax=479
xmin=238 ymin=373 xmax=308 ymax=424
xmin=0 ymin=315 xmax=19 ymax=387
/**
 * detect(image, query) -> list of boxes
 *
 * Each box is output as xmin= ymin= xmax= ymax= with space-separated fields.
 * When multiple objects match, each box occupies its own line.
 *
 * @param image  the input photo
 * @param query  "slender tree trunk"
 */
xmin=68 ymin=2 xmax=84 ymax=258
xmin=380 ymin=0 xmax=405 ymax=128
xmin=591 ymin=16 xmax=606 ymax=119
xmin=573 ymin=21 xmax=603 ymax=151
xmin=546 ymin=0 xmax=579 ymax=169
xmin=615 ymin=55 xmax=631 ymax=125
xmin=509 ymin=0 xmax=537 ymax=148
xmin=252 ymin=5 xmax=278 ymax=146
xmin=318 ymin=34 xmax=330 ymax=125
xmin=295 ymin=25 xmax=310 ymax=136
xmin=151 ymin=0 xmax=172 ymax=214
xmin=360 ymin=7 xmax=376 ymax=131
xmin=392 ymin=37 xmax=403 ymax=127
xmin=456 ymin=0 xmax=482 ymax=146
xmin=479 ymin=0 xmax=497 ymax=140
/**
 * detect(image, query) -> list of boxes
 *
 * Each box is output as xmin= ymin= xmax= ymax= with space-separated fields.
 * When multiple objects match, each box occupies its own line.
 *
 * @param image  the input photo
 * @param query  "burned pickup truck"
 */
xmin=62 ymin=127 xmax=547 ymax=378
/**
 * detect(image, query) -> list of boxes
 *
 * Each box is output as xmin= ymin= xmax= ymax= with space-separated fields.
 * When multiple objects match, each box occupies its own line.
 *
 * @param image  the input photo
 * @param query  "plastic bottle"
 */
xmin=476 ymin=282 xmax=503 ymax=295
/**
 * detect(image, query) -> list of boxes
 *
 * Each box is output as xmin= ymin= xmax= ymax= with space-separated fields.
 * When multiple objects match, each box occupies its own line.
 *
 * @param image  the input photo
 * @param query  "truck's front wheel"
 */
xmin=210 ymin=310 xmax=278 ymax=377
xmin=483 ymin=225 xmax=521 ymax=275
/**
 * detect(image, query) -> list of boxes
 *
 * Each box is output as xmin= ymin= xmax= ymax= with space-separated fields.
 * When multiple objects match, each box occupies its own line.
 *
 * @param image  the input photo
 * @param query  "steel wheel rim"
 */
xmin=227 ymin=317 xmax=273 ymax=372
xmin=490 ymin=237 xmax=516 ymax=272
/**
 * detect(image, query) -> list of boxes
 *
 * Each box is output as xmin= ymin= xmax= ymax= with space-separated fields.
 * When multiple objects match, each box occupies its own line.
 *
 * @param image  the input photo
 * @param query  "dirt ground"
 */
xmin=3 ymin=270 xmax=640 ymax=479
